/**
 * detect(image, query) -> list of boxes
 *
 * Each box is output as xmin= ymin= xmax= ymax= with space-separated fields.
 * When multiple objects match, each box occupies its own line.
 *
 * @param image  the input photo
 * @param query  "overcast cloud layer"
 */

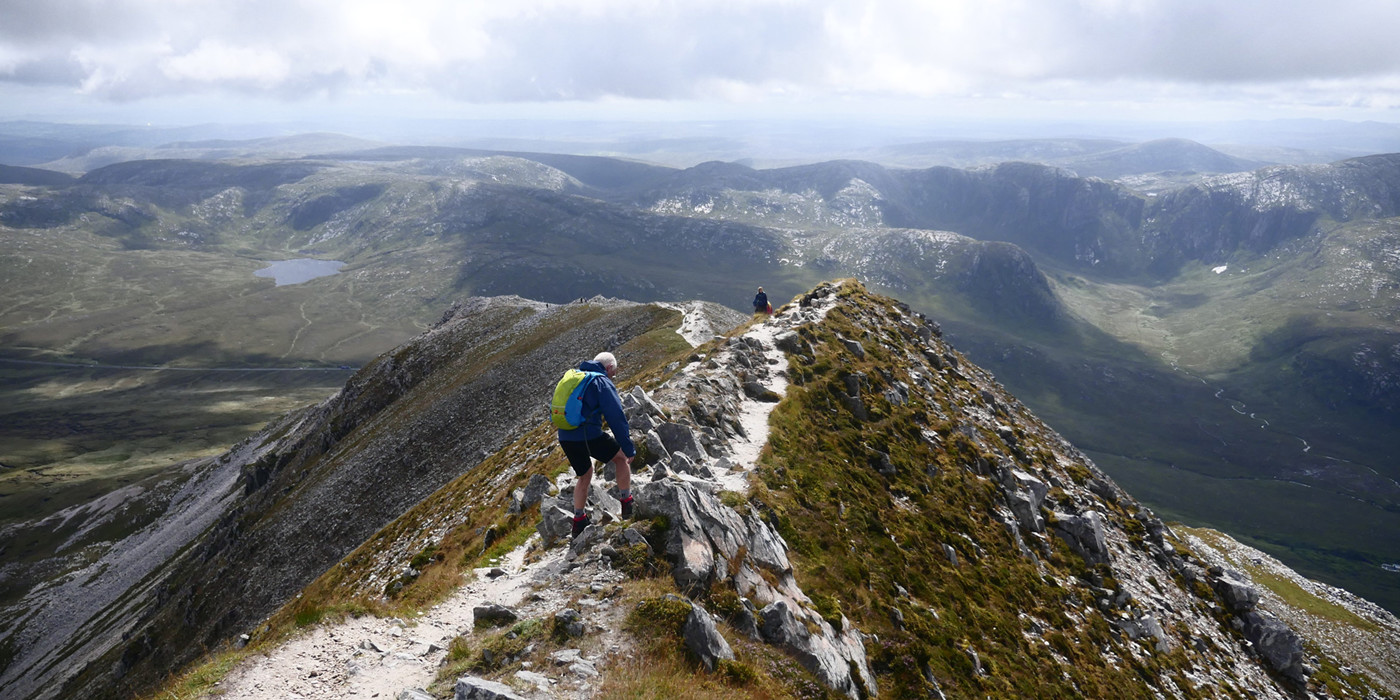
xmin=2 ymin=0 xmax=1399 ymax=123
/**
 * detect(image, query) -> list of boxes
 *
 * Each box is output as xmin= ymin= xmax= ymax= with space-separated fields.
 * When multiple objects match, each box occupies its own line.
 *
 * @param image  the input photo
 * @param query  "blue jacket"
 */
xmin=556 ymin=360 xmax=636 ymax=457
xmin=753 ymin=291 xmax=769 ymax=310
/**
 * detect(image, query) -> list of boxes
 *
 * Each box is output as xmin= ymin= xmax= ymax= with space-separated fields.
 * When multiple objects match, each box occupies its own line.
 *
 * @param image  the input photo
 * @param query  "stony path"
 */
xmin=206 ymin=301 xmax=808 ymax=699
xmin=720 ymin=318 xmax=790 ymax=492
xmin=213 ymin=540 xmax=559 ymax=698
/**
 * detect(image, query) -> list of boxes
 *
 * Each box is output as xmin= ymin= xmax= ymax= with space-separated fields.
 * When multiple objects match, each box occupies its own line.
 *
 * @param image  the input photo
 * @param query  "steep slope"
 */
xmin=0 ymin=295 xmax=702 ymax=700
xmin=153 ymin=282 xmax=1397 ymax=700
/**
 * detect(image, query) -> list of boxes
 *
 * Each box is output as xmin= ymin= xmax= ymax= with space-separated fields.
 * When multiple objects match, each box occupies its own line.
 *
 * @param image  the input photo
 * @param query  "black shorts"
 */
xmin=560 ymin=434 xmax=621 ymax=477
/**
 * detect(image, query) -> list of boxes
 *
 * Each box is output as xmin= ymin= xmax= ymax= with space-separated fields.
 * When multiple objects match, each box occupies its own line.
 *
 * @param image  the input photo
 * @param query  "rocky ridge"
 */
xmin=0 ymin=295 xmax=691 ymax=700
xmin=189 ymin=281 xmax=1397 ymax=699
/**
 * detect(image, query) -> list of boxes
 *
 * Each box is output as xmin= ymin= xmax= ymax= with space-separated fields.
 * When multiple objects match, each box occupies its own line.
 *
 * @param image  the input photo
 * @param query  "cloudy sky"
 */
xmin=2 ymin=0 xmax=1399 ymax=129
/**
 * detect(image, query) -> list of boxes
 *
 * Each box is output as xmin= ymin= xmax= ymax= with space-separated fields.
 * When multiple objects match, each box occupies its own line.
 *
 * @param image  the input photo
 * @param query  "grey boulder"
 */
xmin=454 ymin=675 xmax=525 ymax=700
xmin=1051 ymin=510 xmax=1109 ymax=565
xmin=1242 ymin=612 xmax=1312 ymax=682
xmin=655 ymin=422 xmax=706 ymax=463
xmin=1212 ymin=571 xmax=1260 ymax=613
xmin=683 ymin=601 xmax=735 ymax=671
xmin=537 ymin=504 xmax=575 ymax=547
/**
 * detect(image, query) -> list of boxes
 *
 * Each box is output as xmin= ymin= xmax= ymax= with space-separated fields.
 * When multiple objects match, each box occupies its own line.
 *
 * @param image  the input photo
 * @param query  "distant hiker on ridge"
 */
xmin=753 ymin=286 xmax=770 ymax=315
xmin=551 ymin=351 xmax=635 ymax=538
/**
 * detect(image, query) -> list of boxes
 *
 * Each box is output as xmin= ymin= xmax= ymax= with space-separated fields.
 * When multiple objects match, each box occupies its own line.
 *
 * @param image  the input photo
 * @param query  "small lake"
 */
xmin=254 ymin=259 xmax=346 ymax=286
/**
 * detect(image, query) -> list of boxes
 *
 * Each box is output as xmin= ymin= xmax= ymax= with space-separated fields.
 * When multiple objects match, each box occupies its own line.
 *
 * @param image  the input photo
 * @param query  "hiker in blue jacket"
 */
xmin=753 ymin=286 xmax=769 ymax=314
xmin=558 ymin=351 xmax=635 ymax=537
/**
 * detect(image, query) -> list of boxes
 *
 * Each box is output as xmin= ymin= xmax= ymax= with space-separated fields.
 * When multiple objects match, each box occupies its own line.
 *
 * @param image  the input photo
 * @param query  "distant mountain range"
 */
xmin=8 ymin=117 xmax=1398 ymax=171
xmin=874 ymin=136 xmax=1269 ymax=177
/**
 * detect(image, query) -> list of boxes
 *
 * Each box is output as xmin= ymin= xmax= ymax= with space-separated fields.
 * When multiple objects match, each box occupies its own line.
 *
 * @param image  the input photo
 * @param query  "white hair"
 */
xmin=592 ymin=351 xmax=617 ymax=371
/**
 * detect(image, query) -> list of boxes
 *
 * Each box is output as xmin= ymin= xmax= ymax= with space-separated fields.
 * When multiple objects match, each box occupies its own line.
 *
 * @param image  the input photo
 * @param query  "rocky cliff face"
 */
xmin=134 ymin=281 xmax=1399 ymax=700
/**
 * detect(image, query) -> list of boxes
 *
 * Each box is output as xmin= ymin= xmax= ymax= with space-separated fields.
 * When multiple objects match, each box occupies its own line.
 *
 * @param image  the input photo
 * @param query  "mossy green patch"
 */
xmin=752 ymin=283 xmax=1166 ymax=697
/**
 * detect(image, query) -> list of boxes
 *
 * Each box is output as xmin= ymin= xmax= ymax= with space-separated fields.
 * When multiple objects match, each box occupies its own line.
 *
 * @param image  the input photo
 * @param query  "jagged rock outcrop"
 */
xmin=1051 ymin=510 xmax=1111 ymax=565
xmin=506 ymin=474 xmax=555 ymax=514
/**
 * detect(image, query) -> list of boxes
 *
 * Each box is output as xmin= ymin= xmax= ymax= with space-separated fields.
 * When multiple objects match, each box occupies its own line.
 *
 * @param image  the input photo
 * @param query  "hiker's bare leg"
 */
xmin=611 ymin=450 xmax=631 ymax=492
xmin=574 ymin=465 xmax=593 ymax=513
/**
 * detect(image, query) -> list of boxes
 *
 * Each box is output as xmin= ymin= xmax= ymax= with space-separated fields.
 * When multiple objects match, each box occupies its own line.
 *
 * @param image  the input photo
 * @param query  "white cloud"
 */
xmin=0 ymin=0 xmax=1398 ymax=121
xmin=158 ymin=40 xmax=291 ymax=87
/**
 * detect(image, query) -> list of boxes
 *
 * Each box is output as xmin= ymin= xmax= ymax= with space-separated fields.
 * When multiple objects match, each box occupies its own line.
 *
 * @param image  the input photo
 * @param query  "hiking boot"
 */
xmin=620 ymin=495 xmax=634 ymax=520
xmin=571 ymin=514 xmax=591 ymax=539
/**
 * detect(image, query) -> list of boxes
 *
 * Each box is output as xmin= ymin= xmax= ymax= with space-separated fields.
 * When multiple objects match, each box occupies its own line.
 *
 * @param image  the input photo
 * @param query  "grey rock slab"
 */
xmin=669 ymin=451 xmax=712 ymax=479
xmin=568 ymin=522 xmax=606 ymax=557
xmin=590 ymin=483 xmax=622 ymax=517
xmin=568 ymin=660 xmax=600 ymax=678
xmin=1213 ymin=571 xmax=1260 ymax=613
xmin=538 ymin=504 xmax=574 ymax=548
xmin=742 ymin=512 xmax=792 ymax=575
xmin=734 ymin=597 xmax=762 ymax=641
xmin=757 ymin=600 xmax=872 ymax=698
xmin=773 ymin=330 xmax=805 ymax=354
xmin=473 ymin=603 xmax=518 ymax=627
xmin=1010 ymin=469 xmax=1049 ymax=510
xmin=1243 ymin=612 xmax=1312 ymax=682
xmin=521 ymin=473 xmax=555 ymax=510
xmin=554 ymin=608 xmax=586 ymax=638
xmin=1051 ymin=510 xmax=1109 ymax=565
xmin=636 ymin=479 xmax=750 ymax=591
xmin=743 ymin=381 xmax=782 ymax=402
xmin=655 ymin=422 xmax=705 ymax=463
xmin=454 ymin=675 xmax=525 ymax=700
xmin=759 ymin=600 xmax=804 ymax=645
xmin=627 ymin=386 xmax=667 ymax=418
xmin=1007 ymin=490 xmax=1045 ymax=533
xmin=644 ymin=430 xmax=670 ymax=464
xmin=683 ymin=602 xmax=735 ymax=671
xmin=621 ymin=526 xmax=650 ymax=548
xmin=550 ymin=648 xmax=583 ymax=666
xmin=513 ymin=670 xmax=552 ymax=689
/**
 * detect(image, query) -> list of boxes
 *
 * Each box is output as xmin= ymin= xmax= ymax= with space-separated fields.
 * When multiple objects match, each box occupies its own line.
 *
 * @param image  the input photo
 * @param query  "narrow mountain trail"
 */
xmin=205 ymin=299 xmax=817 ymax=699
xmin=213 ymin=543 xmax=549 ymax=699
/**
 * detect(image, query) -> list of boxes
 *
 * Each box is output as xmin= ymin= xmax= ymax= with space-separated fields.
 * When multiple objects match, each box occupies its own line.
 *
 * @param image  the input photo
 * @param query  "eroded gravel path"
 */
xmin=208 ymin=301 xmax=812 ymax=699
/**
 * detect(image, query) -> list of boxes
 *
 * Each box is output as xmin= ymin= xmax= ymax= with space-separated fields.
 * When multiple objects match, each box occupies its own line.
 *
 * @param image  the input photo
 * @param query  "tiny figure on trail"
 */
xmin=753 ymin=286 xmax=771 ymax=315
xmin=551 ymin=351 xmax=635 ymax=538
